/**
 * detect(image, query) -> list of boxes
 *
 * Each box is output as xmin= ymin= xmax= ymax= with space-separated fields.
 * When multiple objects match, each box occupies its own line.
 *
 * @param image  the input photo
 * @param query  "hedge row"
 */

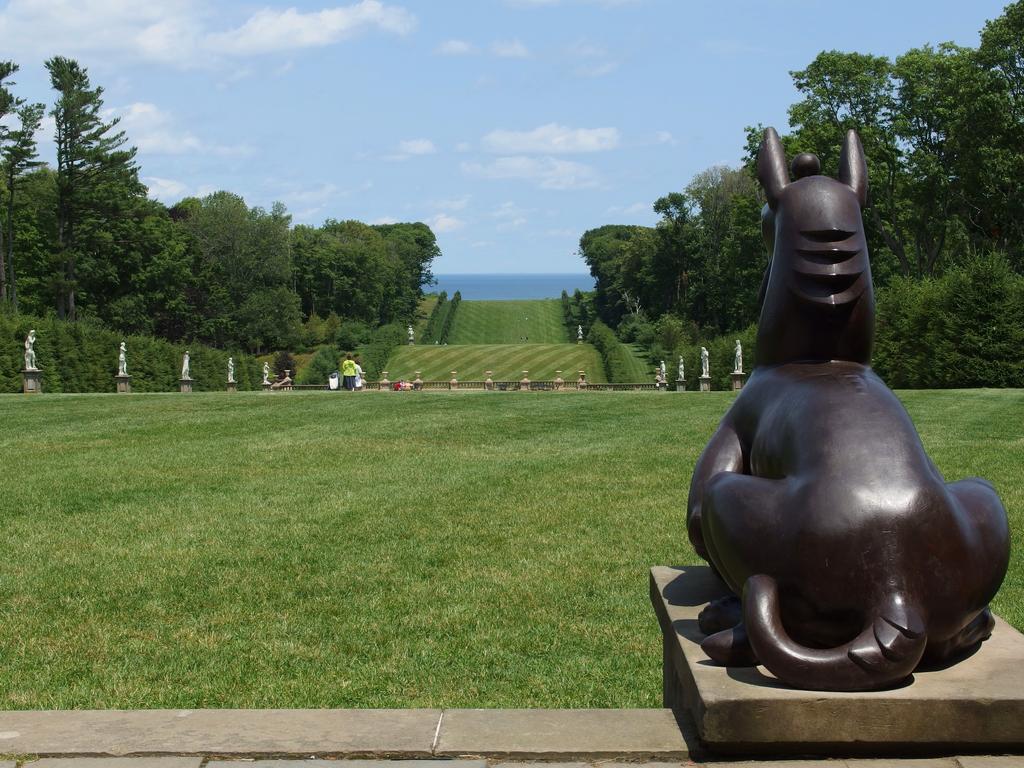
xmin=357 ymin=322 xmax=405 ymax=379
xmin=0 ymin=313 xmax=262 ymax=393
xmin=873 ymin=253 xmax=1024 ymax=388
xmin=438 ymin=290 xmax=461 ymax=344
xmin=665 ymin=253 xmax=1024 ymax=390
xmin=422 ymin=291 xmax=448 ymax=343
xmin=587 ymin=320 xmax=637 ymax=383
xmin=675 ymin=325 xmax=757 ymax=391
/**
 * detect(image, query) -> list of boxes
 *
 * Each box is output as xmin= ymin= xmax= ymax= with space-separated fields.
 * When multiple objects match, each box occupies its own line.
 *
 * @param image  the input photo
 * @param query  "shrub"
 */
xmin=358 ymin=322 xmax=405 ymax=379
xmin=438 ymin=290 xmax=461 ymax=343
xmin=296 ymin=345 xmax=340 ymax=385
xmin=0 ymin=311 xmax=260 ymax=392
xmin=587 ymin=319 xmax=635 ymax=383
xmin=336 ymin=319 xmax=373 ymax=351
xmin=422 ymin=291 xmax=448 ymax=343
xmin=273 ymin=350 xmax=297 ymax=379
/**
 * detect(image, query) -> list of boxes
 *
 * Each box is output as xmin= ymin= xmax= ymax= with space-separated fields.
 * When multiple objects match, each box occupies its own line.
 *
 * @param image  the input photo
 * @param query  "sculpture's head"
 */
xmin=756 ymin=127 xmax=874 ymax=365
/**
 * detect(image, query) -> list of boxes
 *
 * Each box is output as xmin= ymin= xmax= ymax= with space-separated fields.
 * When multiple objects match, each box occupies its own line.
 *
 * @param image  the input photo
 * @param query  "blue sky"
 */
xmin=0 ymin=0 xmax=1010 ymax=273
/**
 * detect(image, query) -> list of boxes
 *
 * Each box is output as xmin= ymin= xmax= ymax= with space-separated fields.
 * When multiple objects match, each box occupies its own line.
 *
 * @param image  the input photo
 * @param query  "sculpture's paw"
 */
xmin=698 ymin=595 xmax=742 ymax=635
xmin=701 ymin=623 xmax=759 ymax=667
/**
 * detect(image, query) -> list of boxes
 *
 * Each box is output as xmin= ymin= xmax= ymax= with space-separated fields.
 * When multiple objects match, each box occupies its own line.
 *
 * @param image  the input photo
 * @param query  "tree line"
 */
xmin=578 ymin=1 xmax=1024 ymax=386
xmin=0 ymin=57 xmax=438 ymax=355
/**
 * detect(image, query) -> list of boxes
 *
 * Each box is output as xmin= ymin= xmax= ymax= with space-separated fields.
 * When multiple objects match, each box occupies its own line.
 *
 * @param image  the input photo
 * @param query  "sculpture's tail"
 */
xmin=743 ymin=575 xmax=927 ymax=692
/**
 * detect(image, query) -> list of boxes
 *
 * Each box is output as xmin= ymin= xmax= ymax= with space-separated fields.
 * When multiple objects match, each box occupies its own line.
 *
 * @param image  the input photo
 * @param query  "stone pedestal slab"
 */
xmin=115 ymin=375 xmax=131 ymax=394
xmin=22 ymin=368 xmax=41 ymax=393
xmin=675 ymin=379 xmax=686 ymax=392
xmin=731 ymin=371 xmax=745 ymax=391
xmin=699 ymin=376 xmax=711 ymax=392
xmin=227 ymin=382 xmax=237 ymax=393
xmin=650 ymin=565 xmax=1024 ymax=756
xmin=179 ymin=378 xmax=193 ymax=393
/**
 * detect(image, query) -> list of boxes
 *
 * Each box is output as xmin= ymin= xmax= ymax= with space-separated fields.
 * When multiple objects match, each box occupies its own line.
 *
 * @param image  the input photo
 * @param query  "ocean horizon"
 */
xmin=431 ymin=273 xmax=595 ymax=300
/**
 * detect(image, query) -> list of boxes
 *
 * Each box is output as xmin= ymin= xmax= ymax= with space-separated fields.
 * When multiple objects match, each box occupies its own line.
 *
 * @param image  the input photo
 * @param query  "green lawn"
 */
xmin=383 ymin=342 xmax=606 ymax=382
xmin=447 ymin=299 xmax=568 ymax=344
xmin=0 ymin=389 xmax=1021 ymax=709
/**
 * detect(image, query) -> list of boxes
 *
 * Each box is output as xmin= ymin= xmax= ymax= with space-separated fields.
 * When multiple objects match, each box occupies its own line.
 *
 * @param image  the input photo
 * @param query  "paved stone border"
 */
xmin=0 ymin=709 xmax=692 ymax=761
xmin=5 ymin=755 xmax=1024 ymax=767
xmin=0 ymin=710 xmax=1020 ymax=766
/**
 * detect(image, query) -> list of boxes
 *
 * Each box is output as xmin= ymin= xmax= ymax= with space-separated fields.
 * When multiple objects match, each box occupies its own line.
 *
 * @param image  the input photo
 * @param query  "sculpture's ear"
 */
xmin=757 ymin=127 xmax=789 ymax=209
xmin=839 ymin=129 xmax=868 ymax=208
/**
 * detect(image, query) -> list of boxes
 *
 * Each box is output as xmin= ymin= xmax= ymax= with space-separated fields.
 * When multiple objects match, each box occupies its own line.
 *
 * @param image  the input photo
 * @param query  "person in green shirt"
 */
xmin=341 ymin=353 xmax=357 ymax=391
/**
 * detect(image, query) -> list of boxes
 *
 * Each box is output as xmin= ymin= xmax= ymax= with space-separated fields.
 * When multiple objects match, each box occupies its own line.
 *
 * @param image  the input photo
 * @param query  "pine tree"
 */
xmin=2 ymin=101 xmax=45 ymax=311
xmin=46 ymin=56 xmax=141 ymax=320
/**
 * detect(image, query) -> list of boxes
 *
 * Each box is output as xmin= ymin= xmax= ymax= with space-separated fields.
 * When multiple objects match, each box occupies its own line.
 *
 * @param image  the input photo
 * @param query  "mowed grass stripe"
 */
xmin=385 ymin=343 xmax=606 ymax=382
xmin=448 ymin=300 xmax=568 ymax=344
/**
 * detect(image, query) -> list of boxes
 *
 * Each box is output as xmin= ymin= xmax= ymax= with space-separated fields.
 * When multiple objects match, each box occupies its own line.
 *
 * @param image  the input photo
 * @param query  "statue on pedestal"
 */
xmin=700 ymin=347 xmax=709 ymax=379
xmin=677 ymin=356 xmax=685 ymax=381
xmin=118 ymin=342 xmax=128 ymax=376
xmin=181 ymin=351 xmax=191 ymax=380
xmin=262 ymin=362 xmax=271 ymax=385
xmin=408 ymin=324 xmax=415 ymax=344
xmin=24 ymin=330 xmax=38 ymax=370
xmin=577 ymin=325 xmax=583 ymax=341
xmin=685 ymin=127 xmax=1009 ymax=692
xmin=227 ymin=357 xmax=235 ymax=383
xmin=734 ymin=340 xmax=743 ymax=374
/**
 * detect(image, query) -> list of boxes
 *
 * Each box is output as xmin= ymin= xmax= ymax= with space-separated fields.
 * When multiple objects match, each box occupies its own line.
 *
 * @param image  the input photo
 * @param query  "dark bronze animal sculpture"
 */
xmin=685 ymin=127 xmax=1010 ymax=692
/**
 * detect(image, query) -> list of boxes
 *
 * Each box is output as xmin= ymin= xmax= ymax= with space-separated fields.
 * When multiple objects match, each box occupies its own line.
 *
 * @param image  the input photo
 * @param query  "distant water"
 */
xmin=431 ymin=273 xmax=595 ymax=300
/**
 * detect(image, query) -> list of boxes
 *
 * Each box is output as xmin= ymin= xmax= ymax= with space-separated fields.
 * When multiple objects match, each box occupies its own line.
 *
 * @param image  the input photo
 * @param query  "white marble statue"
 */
xmin=734 ymin=339 xmax=743 ymax=374
xmin=700 ymin=346 xmax=709 ymax=379
xmin=118 ymin=342 xmax=128 ymax=376
xmin=660 ymin=360 xmax=667 ymax=379
xmin=678 ymin=356 xmax=685 ymax=381
xmin=181 ymin=350 xmax=191 ymax=380
xmin=262 ymin=361 xmax=271 ymax=385
xmin=24 ymin=329 xmax=38 ymax=370
xmin=655 ymin=367 xmax=666 ymax=385
xmin=408 ymin=324 xmax=415 ymax=343
xmin=227 ymin=357 xmax=235 ymax=383
xmin=577 ymin=324 xmax=583 ymax=341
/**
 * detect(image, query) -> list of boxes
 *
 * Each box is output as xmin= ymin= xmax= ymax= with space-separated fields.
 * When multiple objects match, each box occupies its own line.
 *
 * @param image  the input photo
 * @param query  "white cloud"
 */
xmin=428 ymin=213 xmax=465 ymax=232
xmin=432 ymin=195 xmax=471 ymax=211
xmin=207 ymin=1 xmax=415 ymax=55
xmin=566 ymin=39 xmax=619 ymax=77
xmin=384 ymin=138 xmax=437 ymax=161
xmin=462 ymin=156 xmax=600 ymax=190
xmin=113 ymin=102 xmax=247 ymax=156
xmin=655 ymin=130 xmax=677 ymax=145
xmin=436 ymin=39 xmax=477 ymax=55
xmin=491 ymin=201 xmax=528 ymax=219
xmin=491 ymin=39 xmax=530 ymax=58
xmin=0 ymin=0 xmax=414 ymax=67
xmin=575 ymin=60 xmax=618 ymax=77
xmin=144 ymin=176 xmax=189 ymax=201
xmin=371 ymin=216 xmax=399 ymax=225
xmin=398 ymin=138 xmax=437 ymax=155
xmin=607 ymin=201 xmax=651 ymax=216
xmin=482 ymin=123 xmax=619 ymax=154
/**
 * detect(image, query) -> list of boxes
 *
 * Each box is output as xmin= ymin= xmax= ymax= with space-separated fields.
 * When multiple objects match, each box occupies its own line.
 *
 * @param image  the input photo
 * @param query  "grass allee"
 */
xmin=0 ymin=390 xmax=1021 ymax=709
xmin=446 ymin=299 xmax=568 ymax=345
xmin=384 ymin=343 xmax=606 ymax=383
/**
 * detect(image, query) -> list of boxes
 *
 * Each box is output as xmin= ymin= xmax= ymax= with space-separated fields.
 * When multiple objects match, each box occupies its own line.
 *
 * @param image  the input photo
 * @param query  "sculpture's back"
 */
xmin=685 ymin=127 xmax=1011 ymax=692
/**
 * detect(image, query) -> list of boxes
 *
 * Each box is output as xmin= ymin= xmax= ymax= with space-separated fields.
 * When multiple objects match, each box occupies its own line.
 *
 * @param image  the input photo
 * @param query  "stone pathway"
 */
xmin=0 ymin=710 xmax=1019 ymax=767
xmin=2 ymin=757 xmax=1024 ymax=767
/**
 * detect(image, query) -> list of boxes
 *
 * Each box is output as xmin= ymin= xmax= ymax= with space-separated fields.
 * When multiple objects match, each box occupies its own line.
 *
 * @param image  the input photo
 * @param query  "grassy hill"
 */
xmin=447 ymin=299 xmax=568 ymax=344
xmin=1 ymin=389 xmax=1020 ymax=708
xmin=384 ymin=342 xmax=606 ymax=382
